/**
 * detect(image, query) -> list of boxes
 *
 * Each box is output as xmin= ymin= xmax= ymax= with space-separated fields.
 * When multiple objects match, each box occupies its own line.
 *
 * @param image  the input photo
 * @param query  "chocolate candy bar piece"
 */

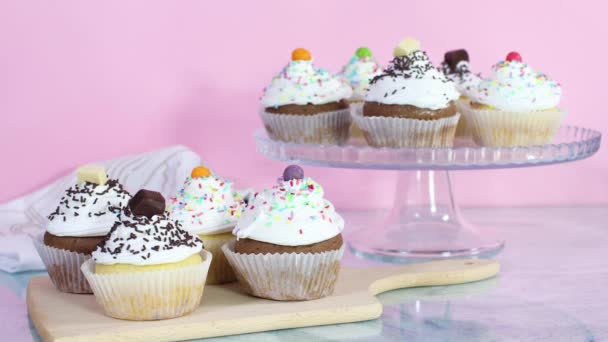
xmin=129 ymin=190 xmax=165 ymax=218
xmin=443 ymin=49 xmax=469 ymax=72
xmin=76 ymin=165 xmax=107 ymax=185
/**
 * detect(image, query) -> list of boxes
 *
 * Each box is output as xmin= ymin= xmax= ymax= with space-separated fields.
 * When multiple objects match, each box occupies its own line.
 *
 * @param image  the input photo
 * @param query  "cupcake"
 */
xmin=340 ymin=47 xmax=383 ymax=103
xmin=81 ymin=189 xmax=210 ymax=321
xmin=465 ymin=51 xmax=565 ymax=147
xmin=440 ymin=49 xmax=483 ymax=136
xmin=339 ymin=47 xmax=383 ymax=138
xmin=166 ymin=166 xmax=248 ymax=285
xmin=354 ymin=38 xmax=461 ymax=148
xmin=33 ymin=165 xmax=131 ymax=294
xmin=223 ymin=165 xmax=345 ymax=301
xmin=260 ymin=48 xmax=353 ymax=145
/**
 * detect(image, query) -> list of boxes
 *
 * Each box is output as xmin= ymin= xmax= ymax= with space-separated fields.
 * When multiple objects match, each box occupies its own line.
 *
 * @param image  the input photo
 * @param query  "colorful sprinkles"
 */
xmin=260 ymin=50 xmax=352 ymax=108
xmin=475 ymin=57 xmax=562 ymax=110
xmin=339 ymin=48 xmax=382 ymax=100
xmin=243 ymin=177 xmax=338 ymax=228
xmin=167 ymin=175 xmax=246 ymax=229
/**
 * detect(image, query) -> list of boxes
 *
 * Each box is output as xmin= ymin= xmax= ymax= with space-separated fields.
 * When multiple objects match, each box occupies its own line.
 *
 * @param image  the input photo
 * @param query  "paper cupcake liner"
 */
xmin=260 ymin=108 xmax=351 ymax=145
xmin=81 ymin=250 xmax=212 ymax=321
xmin=466 ymin=107 xmax=567 ymax=147
xmin=348 ymin=102 xmax=365 ymax=138
xmin=222 ymin=241 xmax=344 ymax=301
xmin=454 ymin=98 xmax=473 ymax=137
xmin=352 ymin=105 xmax=460 ymax=148
xmin=33 ymin=233 xmax=92 ymax=294
xmin=198 ymin=231 xmax=236 ymax=285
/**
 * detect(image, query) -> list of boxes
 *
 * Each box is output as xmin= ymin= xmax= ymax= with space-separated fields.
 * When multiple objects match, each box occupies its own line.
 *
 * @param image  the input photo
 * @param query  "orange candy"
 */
xmin=191 ymin=166 xmax=211 ymax=178
xmin=292 ymin=48 xmax=311 ymax=61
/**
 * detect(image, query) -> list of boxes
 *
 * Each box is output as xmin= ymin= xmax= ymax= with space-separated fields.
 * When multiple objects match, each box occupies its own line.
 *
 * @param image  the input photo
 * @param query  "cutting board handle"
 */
xmin=346 ymin=259 xmax=500 ymax=295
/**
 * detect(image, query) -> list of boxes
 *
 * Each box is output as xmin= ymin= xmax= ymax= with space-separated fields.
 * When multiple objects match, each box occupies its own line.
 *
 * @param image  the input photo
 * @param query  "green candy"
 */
xmin=355 ymin=47 xmax=372 ymax=59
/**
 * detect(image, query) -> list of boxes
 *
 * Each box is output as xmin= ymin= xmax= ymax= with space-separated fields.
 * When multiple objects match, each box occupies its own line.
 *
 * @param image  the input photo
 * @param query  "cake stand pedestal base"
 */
xmin=348 ymin=170 xmax=505 ymax=263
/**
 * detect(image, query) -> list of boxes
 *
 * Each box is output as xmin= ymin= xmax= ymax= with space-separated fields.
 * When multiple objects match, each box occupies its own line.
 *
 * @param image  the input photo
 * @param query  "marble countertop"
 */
xmin=2 ymin=207 xmax=607 ymax=341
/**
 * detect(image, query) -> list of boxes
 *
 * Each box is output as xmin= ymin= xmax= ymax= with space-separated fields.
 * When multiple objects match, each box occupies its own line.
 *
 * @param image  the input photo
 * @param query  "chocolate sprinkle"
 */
xmin=370 ymin=51 xmax=448 ymax=86
xmin=47 ymin=177 xmax=131 ymax=222
xmin=94 ymin=207 xmax=202 ymax=261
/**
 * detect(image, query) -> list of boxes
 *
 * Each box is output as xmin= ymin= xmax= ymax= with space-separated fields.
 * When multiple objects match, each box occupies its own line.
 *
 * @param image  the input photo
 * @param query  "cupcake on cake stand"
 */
xmin=254 ymin=42 xmax=601 ymax=263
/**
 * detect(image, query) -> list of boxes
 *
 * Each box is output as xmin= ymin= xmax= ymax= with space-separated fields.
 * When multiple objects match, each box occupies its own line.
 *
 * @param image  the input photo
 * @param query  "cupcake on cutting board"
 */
xmin=82 ymin=189 xmax=211 ymax=321
xmin=354 ymin=38 xmax=461 ymax=148
xmin=466 ymin=51 xmax=565 ymax=147
xmin=34 ymin=165 xmax=131 ymax=294
xmin=260 ymin=48 xmax=353 ymax=145
xmin=440 ymin=49 xmax=483 ymax=136
xmin=223 ymin=165 xmax=345 ymax=301
xmin=167 ymin=166 xmax=249 ymax=285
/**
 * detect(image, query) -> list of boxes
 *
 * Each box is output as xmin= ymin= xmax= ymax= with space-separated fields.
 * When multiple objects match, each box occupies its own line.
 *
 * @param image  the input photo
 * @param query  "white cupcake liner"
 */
xmin=259 ymin=108 xmax=351 ymax=145
xmin=81 ymin=250 xmax=212 ymax=321
xmin=33 ymin=233 xmax=92 ymax=294
xmin=352 ymin=105 xmax=460 ymax=148
xmin=198 ymin=232 xmax=236 ymax=285
xmin=466 ymin=107 xmax=567 ymax=147
xmin=454 ymin=98 xmax=473 ymax=137
xmin=222 ymin=241 xmax=344 ymax=301
xmin=348 ymin=102 xmax=365 ymax=138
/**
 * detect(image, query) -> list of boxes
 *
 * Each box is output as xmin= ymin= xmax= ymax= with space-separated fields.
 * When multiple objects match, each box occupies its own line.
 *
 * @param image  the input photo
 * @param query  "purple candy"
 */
xmin=283 ymin=165 xmax=304 ymax=181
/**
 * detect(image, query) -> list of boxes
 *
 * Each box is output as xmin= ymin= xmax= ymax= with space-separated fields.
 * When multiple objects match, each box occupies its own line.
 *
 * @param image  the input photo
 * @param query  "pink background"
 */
xmin=1 ymin=0 xmax=606 ymax=209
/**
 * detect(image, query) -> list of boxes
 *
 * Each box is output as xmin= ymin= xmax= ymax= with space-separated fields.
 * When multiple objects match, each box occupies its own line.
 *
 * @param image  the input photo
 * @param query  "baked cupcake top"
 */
xmin=339 ymin=47 xmax=383 ymax=101
xmin=47 ymin=165 xmax=131 ymax=237
xmin=93 ymin=190 xmax=203 ymax=266
xmin=440 ymin=49 xmax=482 ymax=99
xmin=233 ymin=165 xmax=344 ymax=247
xmin=475 ymin=52 xmax=562 ymax=112
xmin=365 ymin=38 xmax=459 ymax=110
xmin=166 ymin=166 xmax=248 ymax=235
xmin=261 ymin=48 xmax=352 ymax=108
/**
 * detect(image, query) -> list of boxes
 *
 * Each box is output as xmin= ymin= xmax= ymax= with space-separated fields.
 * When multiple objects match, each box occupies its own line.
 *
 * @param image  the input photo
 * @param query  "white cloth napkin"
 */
xmin=0 ymin=145 xmax=202 ymax=273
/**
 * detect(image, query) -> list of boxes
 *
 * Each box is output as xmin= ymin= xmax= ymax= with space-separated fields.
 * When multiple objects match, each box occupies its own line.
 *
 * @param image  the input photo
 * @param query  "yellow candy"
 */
xmin=292 ymin=48 xmax=311 ymax=61
xmin=191 ymin=166 xmax=211 ymax=178
xmin=393 ymin=38 xmax=421 ymax=57
xmin=76 ymin=164 xmax=107 ymax=185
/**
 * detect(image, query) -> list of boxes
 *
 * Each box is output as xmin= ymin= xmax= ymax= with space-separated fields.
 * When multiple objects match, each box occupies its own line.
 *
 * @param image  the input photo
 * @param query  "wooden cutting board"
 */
xmin=28 ymin=259 xmax=499 ymax=342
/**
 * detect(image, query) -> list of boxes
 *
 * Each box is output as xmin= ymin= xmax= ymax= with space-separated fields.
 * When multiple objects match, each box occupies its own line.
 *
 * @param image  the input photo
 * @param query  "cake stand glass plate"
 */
xmin=255 ymin=126 xmax=601 ymax=170
xmin=254 ymin=126 xmax=601 ymax=263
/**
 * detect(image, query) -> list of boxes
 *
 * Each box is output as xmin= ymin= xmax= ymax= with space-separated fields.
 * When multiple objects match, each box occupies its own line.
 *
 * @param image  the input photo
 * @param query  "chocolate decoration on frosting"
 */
xmin=443 ymin=49 xmax=469 ymax=72
xmin=129 ymin=190 xmax=165 ymax=218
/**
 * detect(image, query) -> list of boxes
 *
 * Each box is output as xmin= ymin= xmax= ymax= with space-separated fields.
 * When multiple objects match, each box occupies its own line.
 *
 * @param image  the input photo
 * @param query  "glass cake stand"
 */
xmin=254 ymin=126 xmax=602 ymax=263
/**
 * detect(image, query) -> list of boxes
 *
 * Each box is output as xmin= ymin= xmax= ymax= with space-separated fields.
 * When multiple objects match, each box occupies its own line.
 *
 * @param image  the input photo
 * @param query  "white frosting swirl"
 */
xmin=167 ymin=175 xmax=248 ymax=235
xmin=261 ymin=60 xmax=352 ymax=108
xmin=365 ymin=51 xmax=460 ymax=110
xmin=93 ymin=209 xmax=203 ymax=266
xmin=233 ymin=177 xmax=344 ymax=246
xmin=47 ymin=179 xmax=131 ymax=237
xmin=339 ymin=56 xmax=382 ymax=101
xmin=475 ymin=59 xmax=562 ymax=112
xmin=443 ymin=61 xmax=482 ymax=99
